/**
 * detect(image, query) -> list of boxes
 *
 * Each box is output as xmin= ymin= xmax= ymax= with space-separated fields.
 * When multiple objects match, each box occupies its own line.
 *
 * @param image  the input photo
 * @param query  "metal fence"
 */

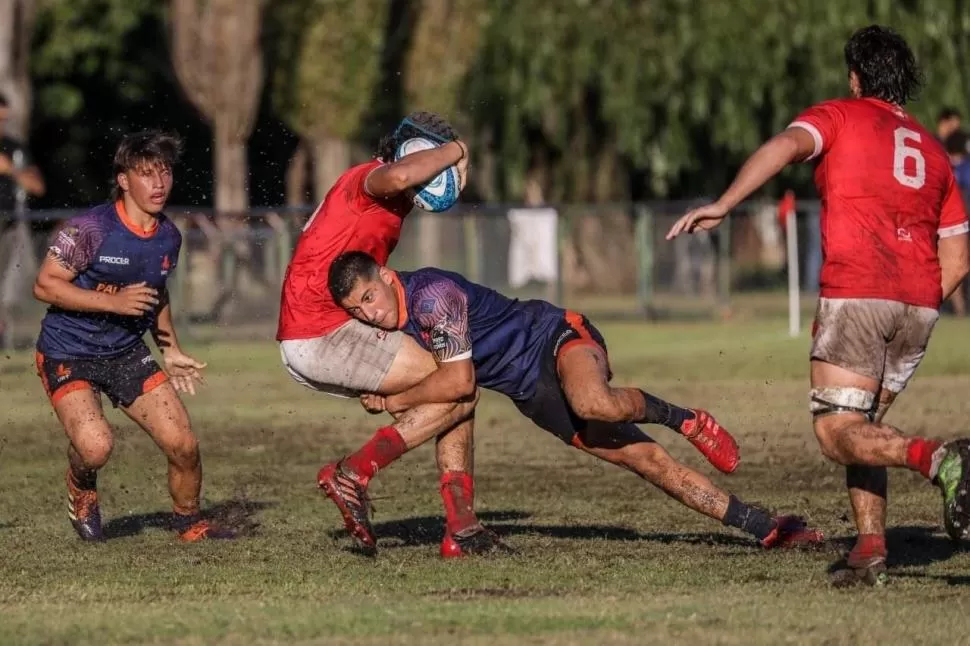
xmin=0 ymin=198 xmax=822 ymax=349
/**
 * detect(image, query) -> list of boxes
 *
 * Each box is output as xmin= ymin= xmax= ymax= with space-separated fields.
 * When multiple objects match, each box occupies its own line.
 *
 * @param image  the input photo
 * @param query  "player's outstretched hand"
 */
xmin=112 ymin=282 xmax=159 ymax=316
xmin=164 ymin=350 xmax=207 ymax=396
xmin=360 ymin=393 xmax=386 ymax=414
xmin=665 ymin=202 xmax=729 ymax=240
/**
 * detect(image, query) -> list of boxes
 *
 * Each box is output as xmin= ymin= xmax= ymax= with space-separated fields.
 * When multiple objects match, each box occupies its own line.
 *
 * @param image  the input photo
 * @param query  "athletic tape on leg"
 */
xmin=809 ymin=387 xmax=876 ymax=421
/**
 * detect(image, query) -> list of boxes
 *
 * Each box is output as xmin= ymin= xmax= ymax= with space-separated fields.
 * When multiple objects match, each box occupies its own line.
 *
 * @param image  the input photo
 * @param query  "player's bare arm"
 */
xmin=938 ymin=175 xmax=970 ymax=299
xmin=939 ymin=233 xmax=970 ymax=299
xmin=33 ymin=252 xmax=158 ymax=316
xmin=364 ymin=140 xmax=468 ymax=199
xmin=665 ymin=127 xmax=816 ymax=240
xmin=383 ymin=282 xmax=477 ymax=413
xmin=0 ymin=153 xmax=45 ymax=196
xmin=151 ymin=291 xmax=206 ymax=396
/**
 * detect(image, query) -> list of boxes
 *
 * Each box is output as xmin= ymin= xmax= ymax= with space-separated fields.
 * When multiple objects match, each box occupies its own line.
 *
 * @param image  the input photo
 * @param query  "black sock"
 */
xmin=638 ymin=389 xmax=695 ymax=431
xmin=721 ymin=495 xmax=776 ymax=541
xmin=69 ymin=466 xmax=98 ymax=491
xmin=172 ymin=511 xmax=202 ymax=532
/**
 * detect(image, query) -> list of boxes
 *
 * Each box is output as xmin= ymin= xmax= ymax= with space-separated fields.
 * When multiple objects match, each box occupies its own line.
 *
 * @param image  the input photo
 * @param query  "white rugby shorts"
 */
xmin=279 ymin=319 xmax=404 ymax=398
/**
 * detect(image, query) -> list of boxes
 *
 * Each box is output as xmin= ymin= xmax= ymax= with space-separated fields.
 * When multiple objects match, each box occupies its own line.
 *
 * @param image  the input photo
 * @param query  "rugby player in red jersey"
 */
xmin=666 ymin=25 xmax=970 ymax=585
xmin=277 ymin=113 xmax=492 ymax=556
xmin=32 ymin=131 xmax=233 ymax=542
xmin=325 ymin=251 xmax=822 ymax=553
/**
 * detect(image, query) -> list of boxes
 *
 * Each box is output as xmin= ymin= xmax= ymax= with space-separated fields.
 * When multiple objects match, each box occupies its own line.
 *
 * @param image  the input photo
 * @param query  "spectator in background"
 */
xmin=937 ymin=107 xmax=962 ymax=143
xmin=944 ymin=129 xmax=970 ymax=316
xmin=0 ymin=91 xmax=46 ymax=347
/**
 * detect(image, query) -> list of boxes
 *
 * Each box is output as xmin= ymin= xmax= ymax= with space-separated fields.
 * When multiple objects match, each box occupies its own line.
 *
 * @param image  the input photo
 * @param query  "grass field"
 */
xmin=4 ymin=310 xmax=970 ymax=645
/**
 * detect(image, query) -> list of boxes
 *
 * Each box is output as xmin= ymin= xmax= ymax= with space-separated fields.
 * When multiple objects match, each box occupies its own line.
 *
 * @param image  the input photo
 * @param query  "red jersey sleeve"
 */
xmin=341 ymin=160 xmax=413 ymax=216
xmin=939 ymin=171 xmax=970 ymax=238
xmin=341 ymin=161 xmax=383 ymax=212
xmin=788 ymin=100 xmax=848 ymax=161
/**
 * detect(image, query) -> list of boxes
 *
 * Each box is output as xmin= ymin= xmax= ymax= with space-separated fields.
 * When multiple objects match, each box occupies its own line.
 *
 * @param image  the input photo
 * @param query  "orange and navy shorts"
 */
xmin=513 ymin=311 xmax=611 ymax=445
xmin=36 ymin=342 xmax=168 ymax=408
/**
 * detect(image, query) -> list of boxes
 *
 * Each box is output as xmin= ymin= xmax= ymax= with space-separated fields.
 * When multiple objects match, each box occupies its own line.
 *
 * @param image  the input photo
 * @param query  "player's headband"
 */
xmin=392 ymin=117 xmax=451 ymax=145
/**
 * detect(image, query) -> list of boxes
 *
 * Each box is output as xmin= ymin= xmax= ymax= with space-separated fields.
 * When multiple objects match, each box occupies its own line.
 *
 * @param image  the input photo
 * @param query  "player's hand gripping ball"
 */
xmin=394 ymin=137 xmax=462 ymax=212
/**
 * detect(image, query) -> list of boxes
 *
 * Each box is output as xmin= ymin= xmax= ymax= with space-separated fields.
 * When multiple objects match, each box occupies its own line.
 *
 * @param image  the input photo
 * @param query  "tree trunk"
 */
xmin=212 ymin=120 xmax=262 ymax=320
xmin=311 ymin=136 xmax=351 ymax=203
xmin=0 ymin=0 xmax=36 ymax=140
xmin=214 ymin=120 xmax=249 ymax=215
xmin=285 ymin=140 xmax=310 ymax=207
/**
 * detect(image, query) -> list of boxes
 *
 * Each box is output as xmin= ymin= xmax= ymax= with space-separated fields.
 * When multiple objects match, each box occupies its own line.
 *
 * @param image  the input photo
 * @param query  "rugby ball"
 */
xmin=394 ymin=137 xmax=461 ymax=212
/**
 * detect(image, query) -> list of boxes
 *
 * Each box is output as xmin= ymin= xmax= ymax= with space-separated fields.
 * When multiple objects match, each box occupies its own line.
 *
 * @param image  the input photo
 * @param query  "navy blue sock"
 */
xmin=638 ymin=389 xmax=695 ymax=431
xmin=722 ymin=495 xmax=776 ymax=540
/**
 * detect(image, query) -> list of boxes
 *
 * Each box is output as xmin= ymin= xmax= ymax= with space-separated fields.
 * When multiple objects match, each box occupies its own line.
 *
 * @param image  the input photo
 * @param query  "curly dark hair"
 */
xmin=376 ymin=111 xmax=459 ymax=162
xmin=844 ymin=25 xmax=923 ymax=106
xmin=112 ymin=130 xmax=184 ymax=200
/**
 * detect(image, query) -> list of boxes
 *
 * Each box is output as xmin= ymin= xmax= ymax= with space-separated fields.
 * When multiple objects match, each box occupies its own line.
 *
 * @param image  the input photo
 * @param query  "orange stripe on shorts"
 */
xmin=142 ymin=371 xmax=169 ymax=395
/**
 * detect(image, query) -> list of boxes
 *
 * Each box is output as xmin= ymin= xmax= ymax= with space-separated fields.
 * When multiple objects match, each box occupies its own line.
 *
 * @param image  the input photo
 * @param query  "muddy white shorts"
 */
xmin=810 ymin=298 xmax=939 ymax=393
xmin=279 ymin=319 xmax=405 ymax=398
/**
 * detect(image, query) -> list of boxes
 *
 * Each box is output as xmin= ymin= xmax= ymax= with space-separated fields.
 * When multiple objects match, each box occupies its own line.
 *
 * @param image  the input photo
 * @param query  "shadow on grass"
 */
xmin=329 ymin=509 xmax=757 ymax=551
xmin=102 ymin=498 xmax=274 ymax=540
xmin=825 ymin=524 xmax=969 ymax=582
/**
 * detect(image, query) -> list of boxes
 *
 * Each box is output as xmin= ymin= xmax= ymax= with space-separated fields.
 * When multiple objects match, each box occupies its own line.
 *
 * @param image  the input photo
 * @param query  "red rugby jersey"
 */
xmin=276 ymin=160 xmax=412 ymax=340
xmin=789 ymin=97 xmax=968 ymax=309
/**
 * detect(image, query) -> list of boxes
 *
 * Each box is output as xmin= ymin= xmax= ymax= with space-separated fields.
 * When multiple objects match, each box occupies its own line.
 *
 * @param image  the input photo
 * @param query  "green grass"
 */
xmin=4 ymin=313 xmax=970 ymax=644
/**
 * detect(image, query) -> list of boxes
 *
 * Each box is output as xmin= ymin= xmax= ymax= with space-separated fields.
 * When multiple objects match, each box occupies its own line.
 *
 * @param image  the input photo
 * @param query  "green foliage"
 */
xmin=22 ymin=0 xmax=970 ymax=206
xmin=270 ymin=0 xmax=389 ymax=141
xmin=31 ymin=0 xmax=164 ymax=120
xmin=403 ymin=0 xmax=490 ymax=119
xmin=466 ymin=0 xmax=970 ymax=202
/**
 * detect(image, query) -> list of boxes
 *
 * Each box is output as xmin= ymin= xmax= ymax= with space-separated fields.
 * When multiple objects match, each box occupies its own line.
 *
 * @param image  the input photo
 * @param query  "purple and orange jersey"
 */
xmin=37 ymin=200 xmax=181 ymax=359
xmin=395 ymin=267 xmax=565 ymax=401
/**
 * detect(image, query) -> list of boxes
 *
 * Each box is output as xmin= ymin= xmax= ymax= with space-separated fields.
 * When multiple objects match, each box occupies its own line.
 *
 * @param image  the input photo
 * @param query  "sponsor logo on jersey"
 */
xmin=99 ymin=255 xmax=130 ymax=265
xmin=161 ymin=255 xmax=171 ymax=276
xmin=95 ymin=283 xmax=120 ymax=294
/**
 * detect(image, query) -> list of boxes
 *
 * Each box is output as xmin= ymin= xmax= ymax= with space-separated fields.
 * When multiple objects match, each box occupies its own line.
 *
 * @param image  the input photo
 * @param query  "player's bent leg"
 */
xmin=52 ymin=387 xmax=110 ymax=542
xmin=122 ymin=381 xmax=234 ymax=542
xmin=573 ymin=422 xmax=823 ymax=548
xmin=557 ymin=342 xmax=739 ymax=474
xmin=284 ymin=324 xmax=482 ymax=553
xmin=842 ymin=388 xmax=897 ymax=573
xmin=318 ymin=391 xmax=479 ymax=555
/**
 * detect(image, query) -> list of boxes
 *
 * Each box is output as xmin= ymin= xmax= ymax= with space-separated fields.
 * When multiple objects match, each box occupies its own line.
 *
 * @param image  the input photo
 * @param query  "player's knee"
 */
xmin=628 ymin=443 xmax=674 ymax=478
xmin=70 ymin=425 xmax=113 ymax=469
xmin=810 ymin=386 xmax=874 ymax=463
xmin=453 ymin=388 xmax=481 ymax=421
xmin=812 ymin=416 xmax=855 ymax=464
xmin=567 ymin=390 xmax=625 ymax=424
xmin=75 ymin=437 xmax=113 ymax=470
xmin=166 ymin=431 xmax=200 ymax=468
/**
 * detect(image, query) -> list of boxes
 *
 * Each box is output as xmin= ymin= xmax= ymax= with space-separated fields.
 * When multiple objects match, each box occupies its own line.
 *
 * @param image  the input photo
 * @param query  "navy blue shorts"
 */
xmin=514 ymin=312 xmax=612 ymax=445
xmin=36 ymin=341 xmax=168 ymax=408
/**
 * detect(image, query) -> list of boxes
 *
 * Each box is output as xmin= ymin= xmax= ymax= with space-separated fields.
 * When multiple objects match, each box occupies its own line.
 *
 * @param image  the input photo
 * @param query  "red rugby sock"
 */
xmin=440 ymin=471 xmax=478 ymax=535
xmin=849 ymin=533 xmax=887 ymax=562
xmin=905 ymin=438 xmax=942 ymax=480
xmin=343 ymin=426 xmax=407 ymax=484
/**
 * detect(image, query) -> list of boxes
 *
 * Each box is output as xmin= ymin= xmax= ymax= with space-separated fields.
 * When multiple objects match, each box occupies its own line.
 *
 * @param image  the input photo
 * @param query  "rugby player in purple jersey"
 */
xmin=33 ymin=131 xmax=233 ymax=542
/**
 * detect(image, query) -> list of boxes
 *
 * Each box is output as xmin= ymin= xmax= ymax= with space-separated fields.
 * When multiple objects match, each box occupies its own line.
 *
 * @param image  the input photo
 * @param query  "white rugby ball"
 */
xmin=394 ymin=137 xmax=461 ymax=212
